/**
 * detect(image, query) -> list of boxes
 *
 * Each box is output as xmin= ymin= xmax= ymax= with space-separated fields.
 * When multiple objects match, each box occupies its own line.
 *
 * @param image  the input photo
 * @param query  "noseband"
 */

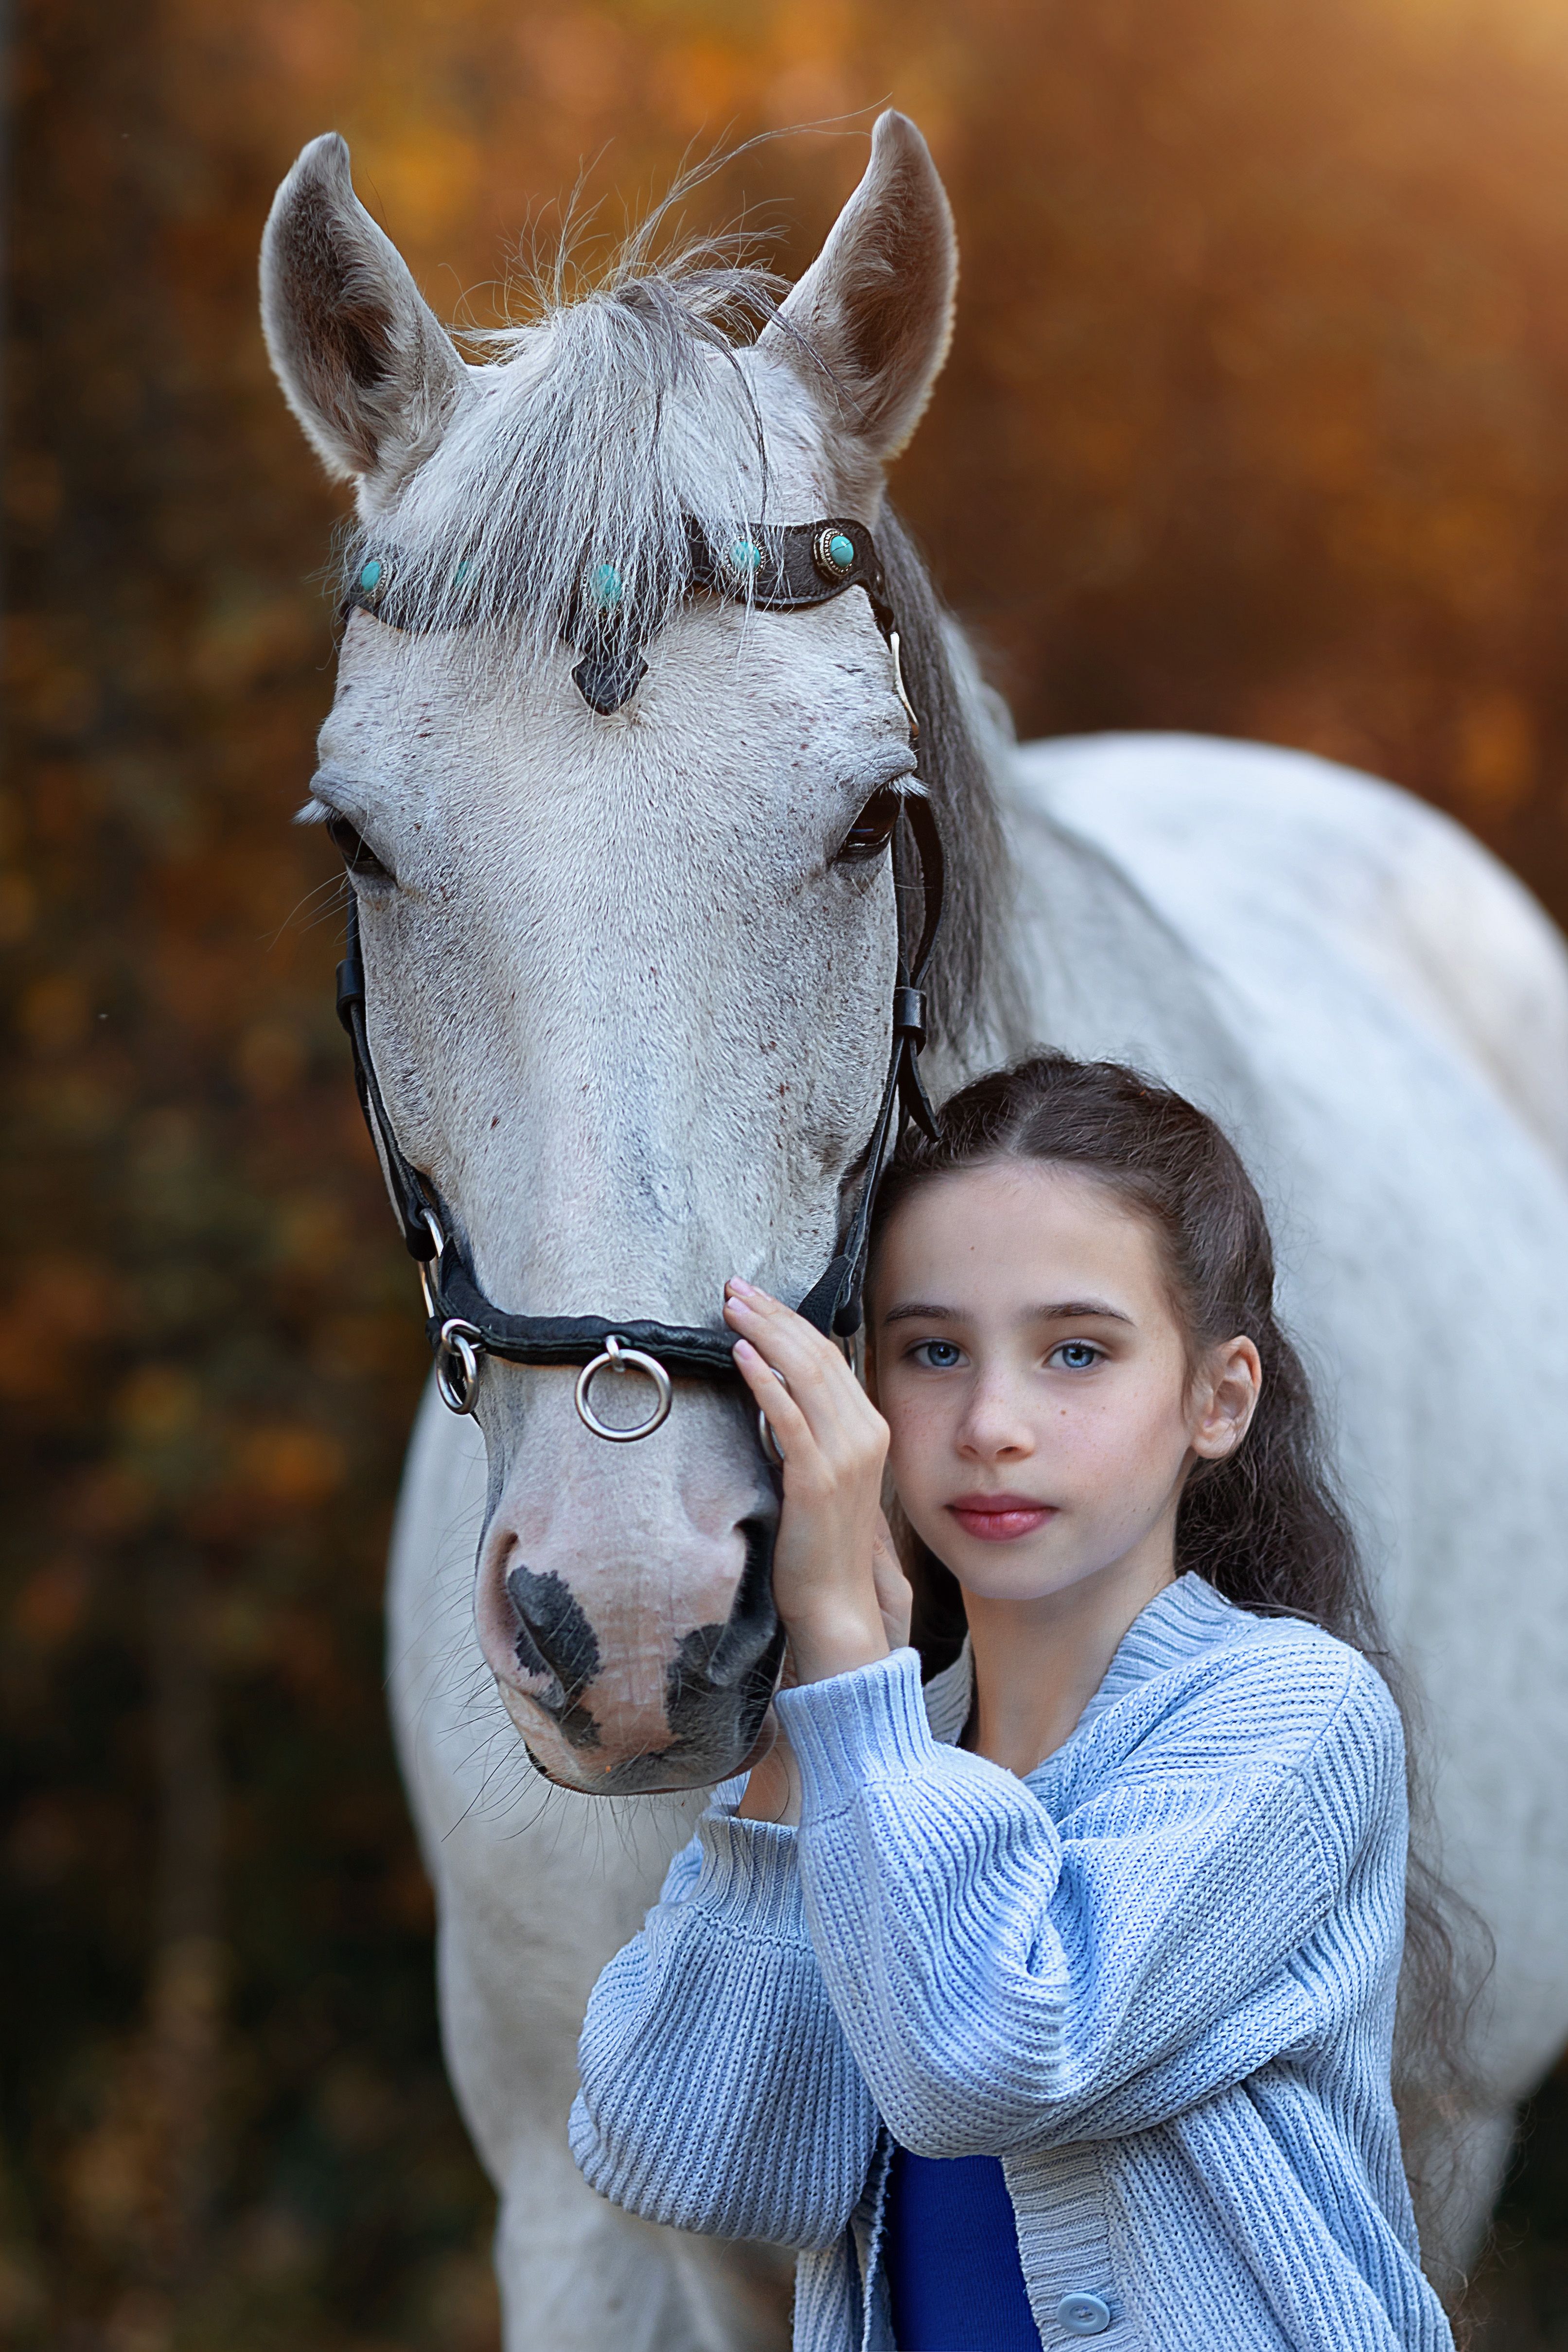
xmin=333 ymin=515 xmax=946 ymax=1446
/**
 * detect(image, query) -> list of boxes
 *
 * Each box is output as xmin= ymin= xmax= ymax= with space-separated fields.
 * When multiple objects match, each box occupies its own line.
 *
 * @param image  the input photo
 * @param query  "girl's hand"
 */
xmin=724 ymin=1278 xmax=896 ymax=1685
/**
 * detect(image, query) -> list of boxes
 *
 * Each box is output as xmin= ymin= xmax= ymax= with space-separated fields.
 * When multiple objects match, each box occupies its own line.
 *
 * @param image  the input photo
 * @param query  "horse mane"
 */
xmin=345 ymin=213 xmax=1013 ymax=1057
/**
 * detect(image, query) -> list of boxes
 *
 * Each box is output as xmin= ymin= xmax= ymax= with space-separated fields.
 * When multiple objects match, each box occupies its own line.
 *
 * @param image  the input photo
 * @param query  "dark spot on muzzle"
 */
xmin=505 ymin=1562 xmax=603 ymax=1751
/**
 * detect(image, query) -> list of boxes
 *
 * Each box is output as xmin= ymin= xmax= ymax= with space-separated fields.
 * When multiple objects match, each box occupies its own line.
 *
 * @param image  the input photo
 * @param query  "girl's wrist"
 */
xmin=737 ymin=1727 xmax=800 ymax=1824
xmin=784 ymin=1604 xmax=892 ymax=1685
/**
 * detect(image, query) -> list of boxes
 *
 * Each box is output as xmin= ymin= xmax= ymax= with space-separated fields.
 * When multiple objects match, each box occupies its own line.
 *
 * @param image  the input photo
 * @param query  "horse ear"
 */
xmin=260 ymin=133 xmax=468 ymax=491
xmin=763 ymin=111 xmax=956 ymax=464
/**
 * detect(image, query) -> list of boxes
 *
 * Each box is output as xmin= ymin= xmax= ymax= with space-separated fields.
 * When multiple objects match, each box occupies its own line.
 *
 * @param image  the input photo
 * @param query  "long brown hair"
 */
xmin=868 ymin=1052 xmax=1489 ymax=2311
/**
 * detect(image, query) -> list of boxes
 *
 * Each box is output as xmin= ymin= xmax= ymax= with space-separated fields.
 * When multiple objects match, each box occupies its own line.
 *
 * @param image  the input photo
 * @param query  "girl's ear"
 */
xmin=760 ymin=110 xmax=957 ymax=465
xmin=260 ymin=132 xmax=470 ymax=495
xmin=1191 ymin=1337 xmax=1263 ymax=1461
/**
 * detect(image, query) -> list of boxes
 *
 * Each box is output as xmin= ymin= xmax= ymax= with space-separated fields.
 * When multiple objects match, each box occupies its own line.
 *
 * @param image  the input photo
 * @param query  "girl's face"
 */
xmin=870 ymin=1160 xmax=1259 ymax=1606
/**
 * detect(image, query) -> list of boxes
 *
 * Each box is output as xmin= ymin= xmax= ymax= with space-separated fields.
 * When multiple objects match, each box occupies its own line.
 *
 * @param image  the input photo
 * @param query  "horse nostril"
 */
xmin=504 ymin=1561 xmax=602 ymax=1731
xmin=664 ymin=1514 xmax=784 ymax=1753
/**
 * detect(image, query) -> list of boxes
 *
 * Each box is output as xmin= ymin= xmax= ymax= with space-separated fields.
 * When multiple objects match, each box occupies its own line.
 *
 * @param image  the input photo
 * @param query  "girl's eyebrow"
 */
xmin=881 ymin=1299 xmax=1134 ymax=1326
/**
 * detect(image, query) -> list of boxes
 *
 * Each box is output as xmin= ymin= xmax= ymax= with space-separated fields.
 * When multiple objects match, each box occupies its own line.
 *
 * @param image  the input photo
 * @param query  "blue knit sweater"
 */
xmin=571 ymin=1575 xmax=1452 ymax=2350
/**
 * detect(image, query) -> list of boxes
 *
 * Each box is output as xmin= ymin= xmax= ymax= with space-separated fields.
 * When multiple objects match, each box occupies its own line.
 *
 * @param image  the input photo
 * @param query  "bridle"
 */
xmin=332 ymin=514 xmax=946 ymax=1447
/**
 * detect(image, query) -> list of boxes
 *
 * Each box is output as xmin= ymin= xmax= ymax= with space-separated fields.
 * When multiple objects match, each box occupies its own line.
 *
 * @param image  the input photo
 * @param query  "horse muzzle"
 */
xmin=475 ymin=1453 xmax=785 ymax=1792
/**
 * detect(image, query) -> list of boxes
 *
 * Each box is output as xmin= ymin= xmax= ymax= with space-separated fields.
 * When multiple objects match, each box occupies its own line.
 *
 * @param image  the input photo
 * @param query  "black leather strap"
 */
xmin=794 ymin=791 xmax=945 ymax=1338
xmin=433 ymin=1251 xmax=739 ymax=1377
xmin=685 ymin=517 xmax=899 ymax=639
xmin=336 ymin=903 xmax=436 ymax=1260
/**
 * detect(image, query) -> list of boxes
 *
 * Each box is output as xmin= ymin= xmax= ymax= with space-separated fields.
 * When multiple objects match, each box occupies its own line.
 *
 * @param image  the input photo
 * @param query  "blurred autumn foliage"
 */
xmin=8 ymin=0 xmax=1568 ymax=2344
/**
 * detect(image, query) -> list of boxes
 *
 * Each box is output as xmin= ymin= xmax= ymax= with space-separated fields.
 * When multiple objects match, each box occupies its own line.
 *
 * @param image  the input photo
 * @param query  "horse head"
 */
xmin=260 ymin=114 xmax=1001 ymax=1791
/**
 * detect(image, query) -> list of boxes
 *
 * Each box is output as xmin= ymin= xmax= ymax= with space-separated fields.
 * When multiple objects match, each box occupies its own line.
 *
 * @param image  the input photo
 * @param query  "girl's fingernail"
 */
xmin=728 ymin=1276 xmax=760 ymax=1298
xmin=733 ymin=1336 xmax=758 ymax=1361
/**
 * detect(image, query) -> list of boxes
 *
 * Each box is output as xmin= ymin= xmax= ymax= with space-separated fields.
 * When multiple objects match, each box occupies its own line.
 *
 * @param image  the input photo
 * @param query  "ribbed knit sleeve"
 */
xmin=775 ymin=1641 xmax=1398 ymax=2158
xmin=569 ymin=1806 xmax=880 ymax=2247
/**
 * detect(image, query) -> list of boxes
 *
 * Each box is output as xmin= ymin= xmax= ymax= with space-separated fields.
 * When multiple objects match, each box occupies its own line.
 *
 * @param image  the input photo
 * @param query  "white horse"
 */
xmin=261 ymin=114 xmax=1568 ymax=2349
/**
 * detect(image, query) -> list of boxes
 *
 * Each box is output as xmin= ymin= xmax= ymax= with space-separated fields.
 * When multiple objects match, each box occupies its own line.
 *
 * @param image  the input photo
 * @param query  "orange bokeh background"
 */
xmin=7 ymin=1 xmax=1568 ymax=2343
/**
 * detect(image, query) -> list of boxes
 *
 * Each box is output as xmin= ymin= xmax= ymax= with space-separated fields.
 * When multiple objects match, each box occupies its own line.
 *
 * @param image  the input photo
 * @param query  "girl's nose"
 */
xmin=956 ymin=1380 xmax=1035 ymax=1461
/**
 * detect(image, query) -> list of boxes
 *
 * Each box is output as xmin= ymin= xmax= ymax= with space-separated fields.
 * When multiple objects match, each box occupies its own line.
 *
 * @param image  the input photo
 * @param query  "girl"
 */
xmin=570 ymin=1054 xmax=1461 ymax=2351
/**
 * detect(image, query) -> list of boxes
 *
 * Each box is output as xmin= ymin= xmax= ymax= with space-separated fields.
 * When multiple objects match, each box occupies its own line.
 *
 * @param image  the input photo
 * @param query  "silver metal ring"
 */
xmin=436 ymin=1317 xmax=482 ymax=1415
xmin=574 ymin=1334 xmax=673 ymax=1443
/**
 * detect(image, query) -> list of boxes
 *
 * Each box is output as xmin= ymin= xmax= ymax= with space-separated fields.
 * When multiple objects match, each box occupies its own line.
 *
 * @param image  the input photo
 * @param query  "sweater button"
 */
xmin=1057 ymin=2292 xmax=1112 ymax=2335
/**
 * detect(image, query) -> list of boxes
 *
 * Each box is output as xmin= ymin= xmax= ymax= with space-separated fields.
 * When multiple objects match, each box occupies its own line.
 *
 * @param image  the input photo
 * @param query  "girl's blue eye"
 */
xmin=912 ymin=1339 xmax=964 ymax=1370
xmin=1051 ymin=1340 xmax=1102 ymax=1371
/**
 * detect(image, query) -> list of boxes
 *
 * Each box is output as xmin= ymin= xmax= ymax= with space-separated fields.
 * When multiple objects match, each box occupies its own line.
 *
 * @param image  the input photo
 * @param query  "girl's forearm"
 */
xmin=570 ymin=1814 xmax=880 ymax=2247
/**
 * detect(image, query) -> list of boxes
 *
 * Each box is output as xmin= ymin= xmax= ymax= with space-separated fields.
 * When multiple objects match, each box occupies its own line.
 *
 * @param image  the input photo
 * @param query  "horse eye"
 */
xmin=834 ymin=787 xmax=902 ymax=865
xmin=326 ymin=811 xmax=393 ymax=886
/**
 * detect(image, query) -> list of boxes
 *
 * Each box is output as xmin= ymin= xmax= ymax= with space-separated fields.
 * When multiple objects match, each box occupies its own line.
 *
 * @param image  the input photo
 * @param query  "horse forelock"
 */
xmin=339 ymin=245 xmax=791 ymax=655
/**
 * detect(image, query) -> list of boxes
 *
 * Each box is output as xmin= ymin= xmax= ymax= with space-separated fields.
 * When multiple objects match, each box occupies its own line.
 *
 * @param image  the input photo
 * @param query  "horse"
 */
xmin=261 ymin=112 xmax=1568 ymax=2348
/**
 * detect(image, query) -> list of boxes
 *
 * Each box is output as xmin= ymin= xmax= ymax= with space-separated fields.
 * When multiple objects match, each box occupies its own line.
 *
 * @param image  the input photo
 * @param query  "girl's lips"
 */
xmin=946 ymin=1494 xmax=1057 ymax=1543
